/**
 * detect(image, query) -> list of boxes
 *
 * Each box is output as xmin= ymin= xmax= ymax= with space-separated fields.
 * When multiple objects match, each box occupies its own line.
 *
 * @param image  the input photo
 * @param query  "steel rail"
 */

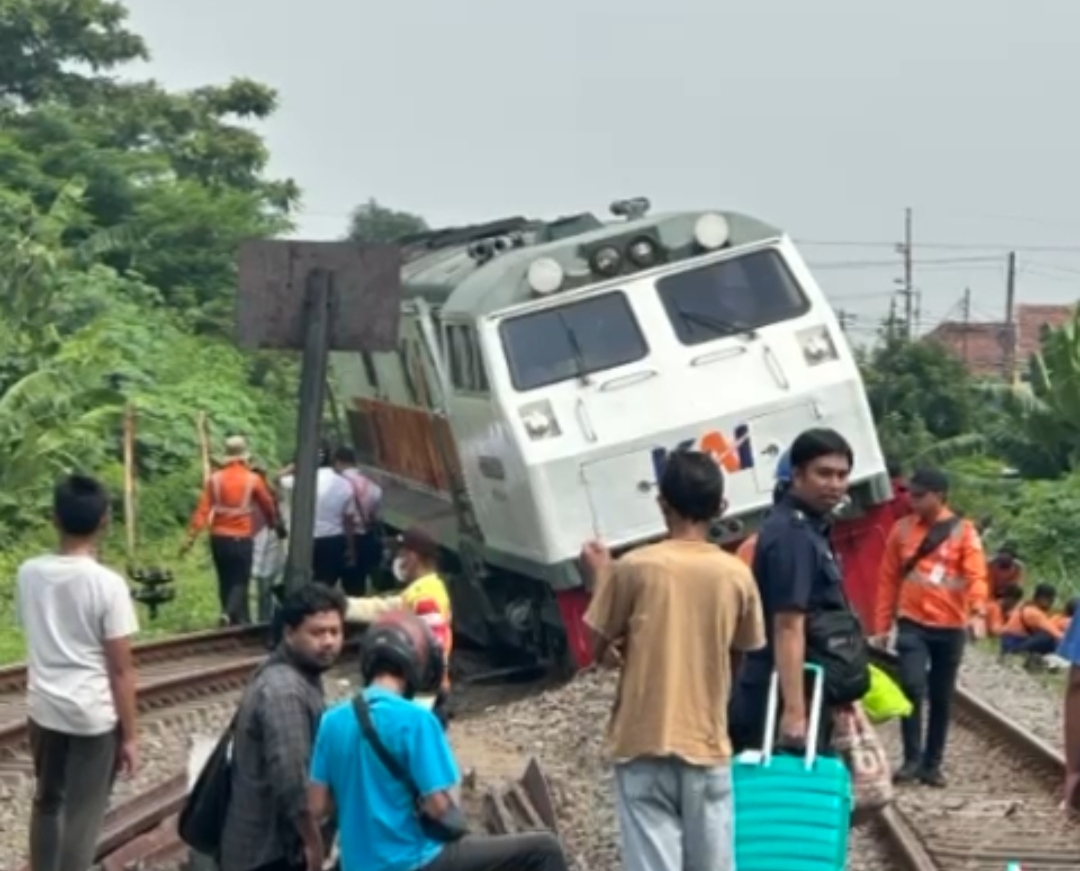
xmin=0 ymin=654 xmax=266 ymax=752
xmin=17 ymin=635 xmax=367 ymax=870
xmin=870 ymin=649 xmax=1068 ymax=870
xmin=0 ymin=624 xmax=270 ymax=694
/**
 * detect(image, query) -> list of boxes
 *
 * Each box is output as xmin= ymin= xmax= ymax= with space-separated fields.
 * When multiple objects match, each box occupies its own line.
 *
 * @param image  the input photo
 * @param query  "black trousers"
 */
xmin=29 ymin=720 xmax=118 ymax=871
xmin=340 ymin=532 xmax=383 ymax=596
xmin=896 ymin=618 xmax=966 ymax=771
xmin=422 ymin=832 xmax=569 ymax=871
xmin=210 ymin=535 xmax=254 ymax=625
xmin=312 ymin=534 xmax=348 ymax=587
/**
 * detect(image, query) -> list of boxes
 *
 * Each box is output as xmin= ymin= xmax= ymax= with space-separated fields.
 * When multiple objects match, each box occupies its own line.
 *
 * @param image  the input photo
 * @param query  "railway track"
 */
xmin=873 ymin=657 xmax=1076 ymax=870
xmin=0 ymin=626 xmax=272 ymax=761
xmin=0 ymin=629 xmax=558 ymax=871
xmin=18 ymin=632 xmax=1070 ymax=870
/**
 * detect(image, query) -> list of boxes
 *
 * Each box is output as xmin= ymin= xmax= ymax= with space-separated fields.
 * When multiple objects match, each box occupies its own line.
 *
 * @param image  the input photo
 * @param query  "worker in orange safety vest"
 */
xmin=873 ymin=467 xmax=988 ymax=788
xmin=344 ymin=527 xmax=453 ymax=726
xmin=182 ymin=436 xmax=282 ymax=626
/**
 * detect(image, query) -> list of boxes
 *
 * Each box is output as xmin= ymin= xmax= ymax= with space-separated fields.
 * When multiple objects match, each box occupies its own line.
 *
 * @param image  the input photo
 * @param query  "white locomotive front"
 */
xmin=331 ymin=200 xmax=891 ymax=664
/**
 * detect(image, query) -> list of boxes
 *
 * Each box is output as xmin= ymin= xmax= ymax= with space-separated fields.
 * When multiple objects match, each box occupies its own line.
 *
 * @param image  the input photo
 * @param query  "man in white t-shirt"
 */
xmin=277 ymin=445 xmax=358 ymax=587
xmin=16 ymin=473 xmax=140 ymax=871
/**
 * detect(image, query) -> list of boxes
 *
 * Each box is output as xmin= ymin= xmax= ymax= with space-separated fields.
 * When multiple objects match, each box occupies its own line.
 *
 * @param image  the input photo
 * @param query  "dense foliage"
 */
xmin=347 ymin=198 xmax=428 ymax=243
xmin=858 ymin=317 xmax=1080 ymax=591
xmin=0 ymin=1 xmax=303 ymax=652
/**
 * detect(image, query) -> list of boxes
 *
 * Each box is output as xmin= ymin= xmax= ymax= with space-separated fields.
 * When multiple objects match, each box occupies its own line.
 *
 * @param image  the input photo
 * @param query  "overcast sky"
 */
xmin=122 ymin=0 xmax=1080 ymax=343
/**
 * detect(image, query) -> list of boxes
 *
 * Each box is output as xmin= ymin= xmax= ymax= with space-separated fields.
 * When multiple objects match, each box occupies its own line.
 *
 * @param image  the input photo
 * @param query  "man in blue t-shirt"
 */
xmin=1058 ymin=617 xmax=1080 ymax=810
xmin=309 ymin=611 xmax=569 ymax=871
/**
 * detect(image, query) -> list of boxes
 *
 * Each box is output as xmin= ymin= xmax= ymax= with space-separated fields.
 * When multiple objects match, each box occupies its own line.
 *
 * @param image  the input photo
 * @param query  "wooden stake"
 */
xmin=123 ymin=404 xmax=136 ymax=560
xmin=196 ymin=411 xmax=211 ymax=484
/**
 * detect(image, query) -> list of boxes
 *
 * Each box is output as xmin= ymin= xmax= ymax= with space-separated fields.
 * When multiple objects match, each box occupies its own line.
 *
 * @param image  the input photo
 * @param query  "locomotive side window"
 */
xmin=447 ymin=323 xmax=489 ymax=394
xmin=656 ymin=249 xmax=810 ymax=346
xmin=499 ymin=291 xmax=648 ymax=392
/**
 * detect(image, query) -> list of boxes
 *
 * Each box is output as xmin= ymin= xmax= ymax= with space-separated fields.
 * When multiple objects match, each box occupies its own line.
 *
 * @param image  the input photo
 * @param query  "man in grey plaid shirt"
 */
xmin=219 ymin=584 xmax=347 ymax=871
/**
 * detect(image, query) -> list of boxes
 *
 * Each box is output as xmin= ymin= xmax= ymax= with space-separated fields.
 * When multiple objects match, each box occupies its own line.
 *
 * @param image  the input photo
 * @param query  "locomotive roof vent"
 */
xmin=467 ymin=231 xmax=526 ymax=264
xmin=611 ymin=197 xmax=651 ymax=221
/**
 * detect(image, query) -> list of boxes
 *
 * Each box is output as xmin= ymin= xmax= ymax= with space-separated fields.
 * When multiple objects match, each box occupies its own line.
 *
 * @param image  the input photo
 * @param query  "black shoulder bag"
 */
xmin=804 ymin=540 xmax=871 ymax=706
xmin=899 ymin=516 xmax=963 ymax=578
xmin=351 ymin=695 xmax=469 ymax=842
xmin=178 ymin=712 xmax=239 ymax=857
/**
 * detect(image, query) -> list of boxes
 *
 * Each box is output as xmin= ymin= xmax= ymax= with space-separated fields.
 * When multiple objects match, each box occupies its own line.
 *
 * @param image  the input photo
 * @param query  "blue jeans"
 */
xmin=614 ymin=757 xmax=734 ymax=871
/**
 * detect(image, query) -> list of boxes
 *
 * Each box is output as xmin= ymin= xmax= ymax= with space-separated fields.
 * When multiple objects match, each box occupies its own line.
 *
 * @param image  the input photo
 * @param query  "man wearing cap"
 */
xmin=344 ymin=527 xmax=454 ymax=722
xmin=183 ymin=436 xmax=281 ymax=626
xmin=873 ymin=466 xmax=989 ymax=787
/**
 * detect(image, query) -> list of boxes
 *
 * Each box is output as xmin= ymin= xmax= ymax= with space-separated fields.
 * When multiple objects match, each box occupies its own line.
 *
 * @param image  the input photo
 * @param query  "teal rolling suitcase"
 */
xmin=732 ymin=664 xmax=851 ymax=871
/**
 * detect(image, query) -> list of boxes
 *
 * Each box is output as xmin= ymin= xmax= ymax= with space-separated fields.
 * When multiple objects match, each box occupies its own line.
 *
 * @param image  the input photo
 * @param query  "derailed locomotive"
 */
xmin=332 ymin=198 xmax=901 ymax=670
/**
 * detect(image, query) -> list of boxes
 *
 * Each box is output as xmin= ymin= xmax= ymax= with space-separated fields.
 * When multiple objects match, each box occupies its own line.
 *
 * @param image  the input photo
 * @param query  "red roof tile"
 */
xmin=922 ymin=303 xmax=1074 ymax=380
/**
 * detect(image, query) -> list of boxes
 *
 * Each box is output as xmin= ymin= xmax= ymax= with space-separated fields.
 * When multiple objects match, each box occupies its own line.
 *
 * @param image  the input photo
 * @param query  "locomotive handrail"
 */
xmin=598 ymin=369 xmax=659 ymax=392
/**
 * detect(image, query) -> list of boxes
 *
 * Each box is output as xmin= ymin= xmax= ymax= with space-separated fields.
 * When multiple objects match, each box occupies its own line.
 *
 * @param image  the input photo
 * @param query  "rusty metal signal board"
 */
xmin=236 ymin=239 xmax=402 ymax=352
xmin=236 ymin=239 xmax=403 ymax=591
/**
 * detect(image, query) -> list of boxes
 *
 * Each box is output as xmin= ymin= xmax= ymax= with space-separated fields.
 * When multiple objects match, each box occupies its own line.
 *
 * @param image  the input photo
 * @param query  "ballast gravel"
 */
xmin=8 ymin=642 xmax=1066 ymax=871
xmin=461 ymin=667 xmax=904 ymax=871
xmin=958 ymin=644 xmax=1065 ymax=753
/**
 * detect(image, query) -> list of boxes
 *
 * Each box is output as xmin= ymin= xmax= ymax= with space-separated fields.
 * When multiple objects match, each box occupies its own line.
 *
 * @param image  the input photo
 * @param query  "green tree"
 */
xmin=0 ymin=3 xmax=300 ymax=334
xmin=0 ymin=0 xmax=147 ymax=102
xmin=347 ymin=198 xmax=428 ymax=243
xmin=858 ymin=334 xmax=975 ymax=465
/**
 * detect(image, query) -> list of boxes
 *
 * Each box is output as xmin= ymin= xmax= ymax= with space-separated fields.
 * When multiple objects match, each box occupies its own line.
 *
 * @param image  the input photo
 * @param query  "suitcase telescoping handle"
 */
xmin=761 ymin=663 xmax=826 ymax=771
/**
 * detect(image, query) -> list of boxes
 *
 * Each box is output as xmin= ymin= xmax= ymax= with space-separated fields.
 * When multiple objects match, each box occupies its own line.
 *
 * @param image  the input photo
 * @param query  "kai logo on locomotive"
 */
xmin=651 ymin=424 xmax=754 ymax=481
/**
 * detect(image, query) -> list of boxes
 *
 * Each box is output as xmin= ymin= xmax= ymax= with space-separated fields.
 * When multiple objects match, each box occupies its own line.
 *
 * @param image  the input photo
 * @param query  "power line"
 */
xmin=808 ymin=255 xmax=1001 ymax=270
xmin=798 ymin=239 xmax=1080 ymax=253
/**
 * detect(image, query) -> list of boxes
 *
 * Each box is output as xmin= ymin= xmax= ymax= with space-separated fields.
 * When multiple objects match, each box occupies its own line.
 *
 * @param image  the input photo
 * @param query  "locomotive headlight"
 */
xmin=627 ymin=236 xmax=660 ymax=268
xmin=527 ymin=257 xmax=564 ymax=295
xmin=519 ymin=400 xmax=561 ymax=441
xmin=694 ymin=213 xmax=730 ymax=250
xmin=797 ymin=325 xmax=839 ymax=367
xmin=590 ymin=245 xmax=622 ymax=277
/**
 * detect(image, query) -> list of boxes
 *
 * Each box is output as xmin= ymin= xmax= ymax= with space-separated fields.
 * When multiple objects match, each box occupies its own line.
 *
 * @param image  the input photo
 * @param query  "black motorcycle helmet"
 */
xmin=360 ymin=610 xmax=446 ymax=699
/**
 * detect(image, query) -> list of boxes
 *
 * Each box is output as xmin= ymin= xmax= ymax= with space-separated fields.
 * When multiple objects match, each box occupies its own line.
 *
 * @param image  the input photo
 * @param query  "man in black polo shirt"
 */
xmin=729 ymin=427 xmax=854 ymax=752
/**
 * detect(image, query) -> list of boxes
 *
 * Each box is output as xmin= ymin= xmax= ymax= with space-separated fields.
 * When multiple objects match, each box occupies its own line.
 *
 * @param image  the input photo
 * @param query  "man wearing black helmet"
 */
xmin=309 ymin=611 xmax=569 ymax=871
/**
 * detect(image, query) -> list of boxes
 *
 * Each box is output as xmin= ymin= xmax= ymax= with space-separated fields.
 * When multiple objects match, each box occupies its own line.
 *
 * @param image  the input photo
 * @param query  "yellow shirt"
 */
xmin=345 ymin=572 xmax=453 ymax=690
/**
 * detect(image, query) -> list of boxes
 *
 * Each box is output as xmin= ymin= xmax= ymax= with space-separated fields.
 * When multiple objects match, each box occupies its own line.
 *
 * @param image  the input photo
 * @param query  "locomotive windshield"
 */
xmin=499 ymin=290 xmax=648 ymax=391
xmin=656 ymin=249 xmax=809 ymax=346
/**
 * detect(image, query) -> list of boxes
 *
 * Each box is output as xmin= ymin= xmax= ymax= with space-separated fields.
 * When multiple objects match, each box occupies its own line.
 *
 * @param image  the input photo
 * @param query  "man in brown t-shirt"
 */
xmin=582 ymin=450 xmax=766 ymax=871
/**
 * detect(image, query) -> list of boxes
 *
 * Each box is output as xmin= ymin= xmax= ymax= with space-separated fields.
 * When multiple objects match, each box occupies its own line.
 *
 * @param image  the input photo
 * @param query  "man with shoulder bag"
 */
xmin=308 ymin=610 xmax=571 ymax=871
xmin=730 ymin=428 xmax=871 ymax=756
xmin=873 ymin=467 xmax=988 ymax=788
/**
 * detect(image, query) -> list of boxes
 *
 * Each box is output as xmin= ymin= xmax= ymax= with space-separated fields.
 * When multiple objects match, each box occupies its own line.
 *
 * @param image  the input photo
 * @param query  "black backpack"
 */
xmin=178 ymin=714 xmax=238 ymax=856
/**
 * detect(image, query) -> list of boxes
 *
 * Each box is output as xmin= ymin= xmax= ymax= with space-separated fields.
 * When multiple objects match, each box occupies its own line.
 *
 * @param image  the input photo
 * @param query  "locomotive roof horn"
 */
xmin=610 ymin=197 xmax=651 ymax=221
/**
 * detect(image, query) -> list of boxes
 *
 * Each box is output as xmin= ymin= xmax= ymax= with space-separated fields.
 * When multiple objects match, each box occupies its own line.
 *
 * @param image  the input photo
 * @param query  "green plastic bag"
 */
xmin=861 ymin=664 xmax=913 ymax=724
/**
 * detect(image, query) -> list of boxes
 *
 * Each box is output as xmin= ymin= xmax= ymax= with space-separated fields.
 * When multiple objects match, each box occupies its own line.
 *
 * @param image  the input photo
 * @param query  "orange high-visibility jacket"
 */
xmin=1004 ymin=603 xmax=1065 ymax=642
xmin=188 ymin=460 xmax=277 ymax=539
xmin=874 ymin=510 xmax=988 ymax=635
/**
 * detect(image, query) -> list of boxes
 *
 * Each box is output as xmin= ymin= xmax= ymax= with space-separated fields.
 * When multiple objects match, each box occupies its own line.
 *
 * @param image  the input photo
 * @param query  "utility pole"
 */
xmin=961 ymin=287 xmax=972 ymax=367
xmin=897 ymin=207 xmax=914 ymax=339
xmin=1003 ymin=251 xmax=1017 ymax=384
xmin=836 ymin=310 xmax=857 ymax=333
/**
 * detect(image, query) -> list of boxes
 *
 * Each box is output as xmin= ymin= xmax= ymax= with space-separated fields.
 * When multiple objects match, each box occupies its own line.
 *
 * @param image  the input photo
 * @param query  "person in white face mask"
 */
xmin=344 ymin=528 xmax=454 ymax=726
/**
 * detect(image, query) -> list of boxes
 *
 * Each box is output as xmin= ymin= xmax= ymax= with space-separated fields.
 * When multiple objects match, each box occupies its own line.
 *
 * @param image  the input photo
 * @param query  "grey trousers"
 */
xmin=28 ymin=719 xmax=118 ymax=871
xmin=614 ymin=757 xmax=734 ymax=871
